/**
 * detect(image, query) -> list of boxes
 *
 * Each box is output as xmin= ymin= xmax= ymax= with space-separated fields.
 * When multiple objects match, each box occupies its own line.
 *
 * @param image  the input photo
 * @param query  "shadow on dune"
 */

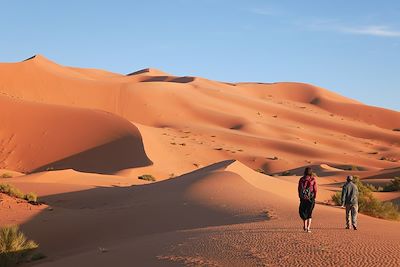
xmin=141 ymin=75 xmax=169 ymax=82
xmin=170 ymin=76 xmax=195 ymax=83
xmin=31 ymin=135 xmax=152 ymax=174
xmin=21 ymin=159 xmax=269 ymax=257
xmin=269 ymin=164 xmax=351 ymax=177
xmin=363 ymin=169 xmax=400 ymax=180
xmin=142 ymin=76 xmax=195 ymax=83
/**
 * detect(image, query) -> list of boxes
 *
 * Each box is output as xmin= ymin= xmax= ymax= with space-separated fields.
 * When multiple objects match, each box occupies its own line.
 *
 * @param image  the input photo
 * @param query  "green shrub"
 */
xmin=138 ymin=174 xmax=156 ymax=182
xmin=380 ymin=156 xmax=397 ymax=162
xmin=0 ymin=226 xmax=38 ymax=267
xmin=365 ymin=183 xmax=383 ymax=192
xmin=331 ymin=176 xmax=400 ymax=220
xmin=256 ymin=168 xmax=266 ymax=174
xmin=0 ymin=184 xmax=38 ymax=203
xmin=331 ymin=191 xmax=341 ymax=205
xmin=348 ymin=165 xmax=359 ymax=171
xmin=0 ymin=173 xmax=13 ymax=179
xmin=24 ymin=193 xmax=37 ymax=203
xmin=383 ymin=177 xmax=400 ymax=192
xmin=0 ymin=184 xmax=24 ymax=199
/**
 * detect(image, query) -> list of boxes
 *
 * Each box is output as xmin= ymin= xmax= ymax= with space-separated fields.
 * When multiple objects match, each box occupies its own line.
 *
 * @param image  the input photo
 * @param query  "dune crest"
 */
xmin=127 ymin=67 xmax=171 ymax=76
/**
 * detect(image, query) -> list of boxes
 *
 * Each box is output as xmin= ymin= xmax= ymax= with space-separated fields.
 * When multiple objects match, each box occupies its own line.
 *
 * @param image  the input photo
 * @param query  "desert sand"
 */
xmin=0 ymin=55 xmax=399 ymax=266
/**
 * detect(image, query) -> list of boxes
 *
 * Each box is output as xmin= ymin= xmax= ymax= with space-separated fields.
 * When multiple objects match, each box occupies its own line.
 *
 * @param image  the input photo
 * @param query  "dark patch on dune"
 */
xmin=310 ymin=98 xmax=320 ymax=105
xmin=170 ymin=76 xmax=196 ymax=83
xmin=223 ymin=82 xmax=237 ymax=86
xmin=127 ymin=68 xmax=152 ymax=76
xmin=23 ymin=55 xmax=37 ymax=62
xmin=141 ymin=76 xmax=196 ymax=83
xmin=230 ymin=124 xmax=244 ymax=130
xmin=141 ymin=76 xmax=170 ymax=82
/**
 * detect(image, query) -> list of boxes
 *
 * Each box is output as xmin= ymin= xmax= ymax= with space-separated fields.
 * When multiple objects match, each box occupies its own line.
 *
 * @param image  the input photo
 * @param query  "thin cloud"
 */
xmin=339 ymin=25 xmax=400 ymax=37
xmin=304 ymin=19 xmax=400 ymax=38
xmin=248 ymin=7 xmax=276 ymax=16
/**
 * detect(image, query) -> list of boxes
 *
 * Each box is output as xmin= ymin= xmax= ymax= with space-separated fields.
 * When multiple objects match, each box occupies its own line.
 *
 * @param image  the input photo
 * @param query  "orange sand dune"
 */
xmin=1 ymin=55 xmax=399 ymax=177
xmin=10 ymin=160 xmax=398 ymax=267
xmin=0 ymin=95 xmax=151 ymax=173
xmin=19 ymin=161 xmax=275 ymax=258
xmin=0 ymin=55 xmax=399 ymax=266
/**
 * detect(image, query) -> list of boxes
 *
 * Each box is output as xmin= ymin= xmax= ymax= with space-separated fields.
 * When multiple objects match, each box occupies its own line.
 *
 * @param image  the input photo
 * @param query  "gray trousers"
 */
xmin=345 ymin=204 xmax=358 ymax=227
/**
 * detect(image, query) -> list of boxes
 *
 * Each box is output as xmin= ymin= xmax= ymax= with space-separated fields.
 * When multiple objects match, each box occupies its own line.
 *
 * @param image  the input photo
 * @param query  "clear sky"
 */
xmin=1 ymin=0 xmax=399 ymax=110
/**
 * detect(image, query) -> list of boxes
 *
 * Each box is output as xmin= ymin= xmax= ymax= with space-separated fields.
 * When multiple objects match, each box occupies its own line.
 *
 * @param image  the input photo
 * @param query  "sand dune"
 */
xmin=19 ymin=161 xmax=275 ymax=257
xmin=1 ymin=55 xmax=398 ymax=177
xmin=0 ymin=95 xmax=151 ymax=173
xmin=0 ymin=55 xmax=399 ymax=266
xmin=13 ymin=160 xmax=400 ymax=267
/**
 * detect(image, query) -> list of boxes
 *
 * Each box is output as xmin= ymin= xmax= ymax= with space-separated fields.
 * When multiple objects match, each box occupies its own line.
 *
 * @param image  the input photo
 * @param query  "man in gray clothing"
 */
xmin=341 ymin=175 xmax=359 ymax=230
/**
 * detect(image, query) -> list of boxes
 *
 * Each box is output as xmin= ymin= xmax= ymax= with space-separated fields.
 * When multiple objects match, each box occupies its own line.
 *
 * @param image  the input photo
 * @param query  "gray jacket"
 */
xmin=341 ymin=181 xmax=358 ymax=205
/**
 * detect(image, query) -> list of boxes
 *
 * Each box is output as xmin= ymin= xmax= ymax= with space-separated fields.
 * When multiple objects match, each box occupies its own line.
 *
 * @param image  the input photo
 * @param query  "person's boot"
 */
xmin=352 ymin=225 xmax=357 ymax=230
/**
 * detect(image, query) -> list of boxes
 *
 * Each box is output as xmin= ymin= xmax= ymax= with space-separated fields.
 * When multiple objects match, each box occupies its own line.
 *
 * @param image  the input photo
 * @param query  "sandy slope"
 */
xmin=14 ymin=161 xmax=400 ymax=267
xmin=0 ymin=55 xmax=399 ymax=266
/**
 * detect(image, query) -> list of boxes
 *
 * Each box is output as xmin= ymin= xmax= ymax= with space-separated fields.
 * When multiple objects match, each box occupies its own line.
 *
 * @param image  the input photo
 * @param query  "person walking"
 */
xmin=341 ymin=175 xmax=359 ymax=230
xmin=298 ymin=167 xmax=317 ymax=233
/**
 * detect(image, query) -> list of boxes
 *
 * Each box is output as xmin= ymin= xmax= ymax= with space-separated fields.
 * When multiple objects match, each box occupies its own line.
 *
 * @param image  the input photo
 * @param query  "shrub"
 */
xmin=383 ymin=177 xmax=400 ymax=192
xmin=0 ymin=184 xmax=24 ymax=199
xmin=281 ymin=170 xmax=291 ymax=176
xmin=365 ymin=183 xmax=383 ymax=192
xmin=380 ymin=156 xmax=397 ymax=162
xmin=331 ymin=176 xmax=400 ymax=220
xmin=0 ymin=173 xmax=13 ymax=179
xmin=0 ymin=226 xmax=38 ymax=267
xmin=256 ymin=168 xmax=266 ymax=174
xmin=348 ymin=165 xmax=359 ymax=171
xmin=0 ymin=184 xmax=38 ymax=203
xmin=393 ymin=128 xmax=400 ymax=132
xmin=331 ymin=191 xmax=341 ymax=205
xmin=138 ymin=174 xmax=156 ymax=182
xmin=24 ymin=193 xmax=38 ymax=203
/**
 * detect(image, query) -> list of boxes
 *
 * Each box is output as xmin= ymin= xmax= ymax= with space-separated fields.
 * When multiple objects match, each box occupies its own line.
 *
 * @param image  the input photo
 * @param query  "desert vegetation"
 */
xmin=0 ymin=173 xmax=12 ymax=179
xmin=383 ymin=177 xmax=400 ymax=192
xmin=0 ymin=184 xmax=38 ymax=203
xmin=332 ymin=176 xmax=400 ymax=220
xmin=379 ymin=156 xmax=397 ymax=162
xmin=0 ymin=226 xmax=40 ymax=267
xmin=138 ymin=174 xmax=156 ymax=182
xmin=255 ymin=168 xmax=266 ymax=174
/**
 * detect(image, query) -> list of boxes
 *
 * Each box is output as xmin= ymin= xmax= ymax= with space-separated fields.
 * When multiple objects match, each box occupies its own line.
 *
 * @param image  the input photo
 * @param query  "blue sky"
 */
xmin=1 ymin=0 xmax=399 ymax=110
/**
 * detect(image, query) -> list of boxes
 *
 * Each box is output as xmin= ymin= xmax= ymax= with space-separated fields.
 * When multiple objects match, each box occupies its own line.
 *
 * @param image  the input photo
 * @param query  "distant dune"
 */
xmin=0 ymin=55 xmax=399 ymax=266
